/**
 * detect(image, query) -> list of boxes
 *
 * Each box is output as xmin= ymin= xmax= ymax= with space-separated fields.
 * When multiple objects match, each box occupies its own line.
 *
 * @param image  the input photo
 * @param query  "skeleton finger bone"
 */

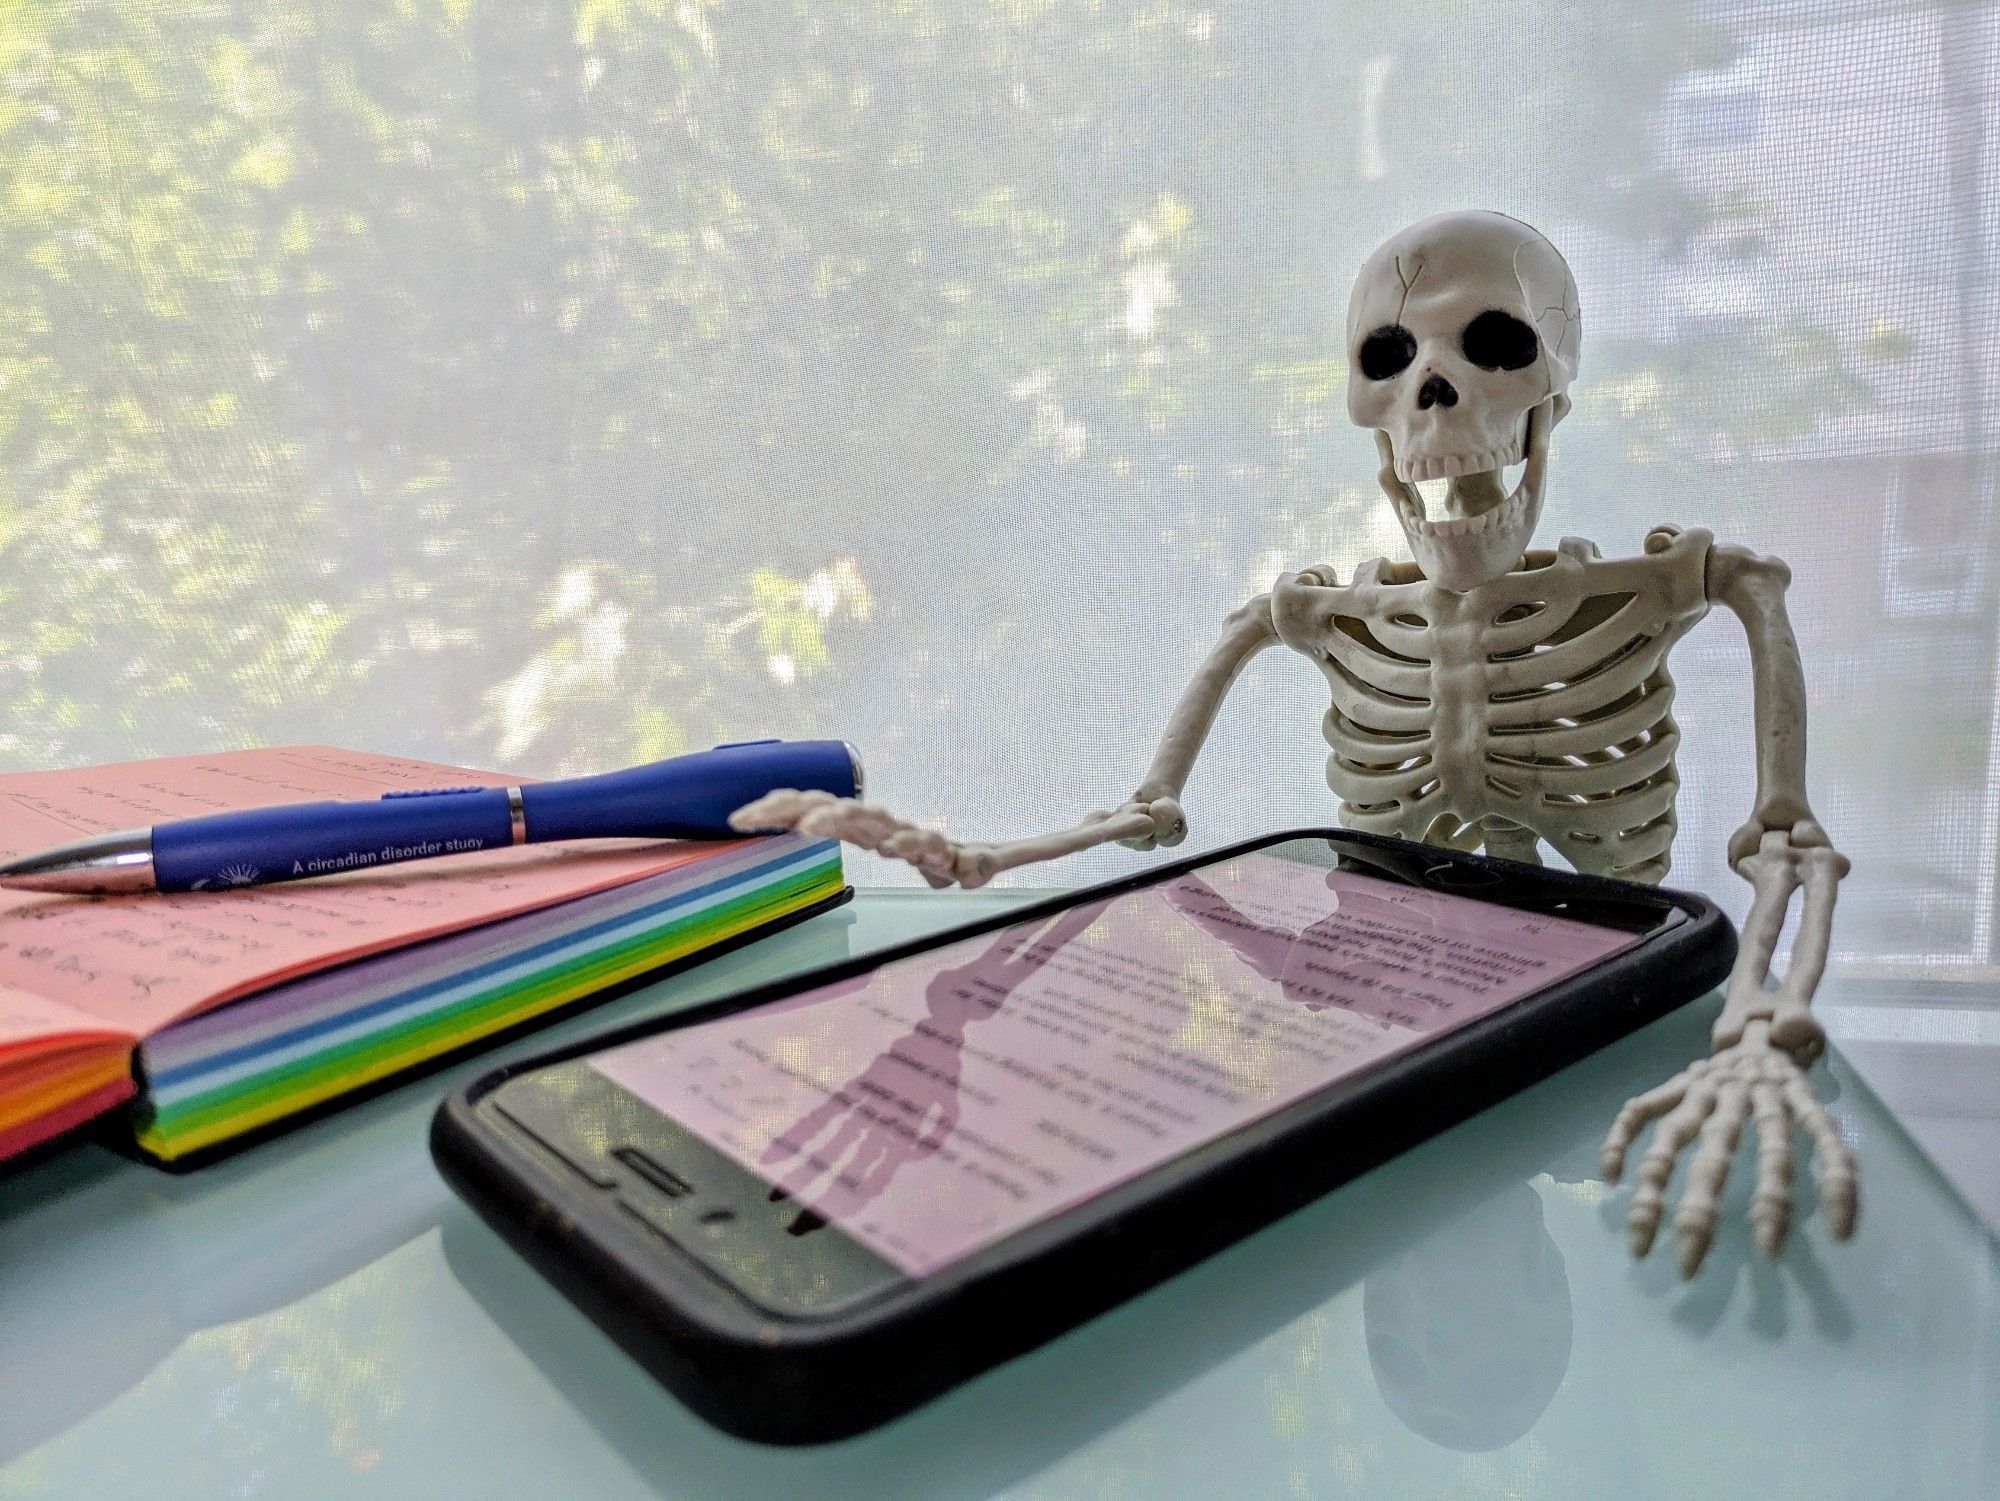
xmin=1748 ymin=1075 xmax=1793 ymax=1258
xmin=1781 ymin=1069 xmax=1859 ymax=1241
xmin=729 ymin=791 xmax=982 ymax=886
xmin=1627 ymin=1077 xmax=1718 ymax=1259
xmin=1675 ymin=1078 xmax=1751 ymax=1276
xmin=1614 ymin=1034 xmax=1853 ymax=1272
xmin=1600 ymin=1073 xmax=1690 ymax=1181
xmin=729 ymin=787 xmax=843 ymax=833
xmin=802 ymin=801 xmax=914 ymax=849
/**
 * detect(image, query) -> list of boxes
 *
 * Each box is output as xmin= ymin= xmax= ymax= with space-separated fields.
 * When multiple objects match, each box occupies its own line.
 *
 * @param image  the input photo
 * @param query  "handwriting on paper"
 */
xmin=0 ymin=746 xmax=723 ymax=1039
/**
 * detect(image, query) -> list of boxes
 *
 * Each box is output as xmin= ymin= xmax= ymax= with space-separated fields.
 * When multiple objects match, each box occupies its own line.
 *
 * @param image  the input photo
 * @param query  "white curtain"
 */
xmin=2 ymin=0 xmax=1995 ymax=973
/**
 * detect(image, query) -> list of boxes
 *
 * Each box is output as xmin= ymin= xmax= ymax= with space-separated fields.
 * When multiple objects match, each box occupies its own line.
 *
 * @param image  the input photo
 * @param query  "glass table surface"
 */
xmin=1 ymin=891 xmax=1994 ymax=1501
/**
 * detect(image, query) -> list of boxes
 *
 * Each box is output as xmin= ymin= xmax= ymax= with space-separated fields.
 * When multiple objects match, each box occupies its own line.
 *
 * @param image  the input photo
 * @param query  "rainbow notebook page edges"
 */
xmin=0 ymin=746 xmax=843 ymax=1165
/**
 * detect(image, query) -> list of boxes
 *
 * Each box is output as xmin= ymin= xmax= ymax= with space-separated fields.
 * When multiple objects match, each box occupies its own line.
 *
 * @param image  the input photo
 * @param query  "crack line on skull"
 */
xmin=1536 ymin=300 xmax=1580 ymax=361
xmin=1393 ymin=253 xmax=1423 ymax=325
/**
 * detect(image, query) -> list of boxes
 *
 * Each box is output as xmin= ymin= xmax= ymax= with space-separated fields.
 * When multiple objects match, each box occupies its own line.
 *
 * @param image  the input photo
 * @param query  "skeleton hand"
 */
xmin=728 ymin=789 xmax=1000 ymax=888
xmin=1601 ymin=1021 xmax=1857 ymax=1277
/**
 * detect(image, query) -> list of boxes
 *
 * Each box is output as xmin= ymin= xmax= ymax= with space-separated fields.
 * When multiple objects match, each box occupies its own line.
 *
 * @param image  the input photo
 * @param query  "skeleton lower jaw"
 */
xmin=1379 ymin=453 xmax=1543 ymax=594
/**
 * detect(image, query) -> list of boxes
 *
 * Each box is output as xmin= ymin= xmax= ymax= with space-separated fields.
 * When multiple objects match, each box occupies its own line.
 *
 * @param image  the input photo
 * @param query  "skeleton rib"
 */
xmin=1486 ymin=643 xmax=1663 ymax=728
xmin=1322 ymin=709 xmax=1434 ymax=765
xmin=1349 ymin=607 xmax=1433 ymax=660
xmin=1486 ymin=611 xmax=1653 ymax=694
xmin=1339 ymin=802 xmax=1411 ymax=833
xmin=1545 ymin=775 xmax=1679 ymax=834
xmin=1493 ymin=722 xmax=1680 ymax=795
xmin=1611 ymin=814 xmax=1678 ymax=866
xmin=1319 ymin=625 xmax=1433 ymax=702
xmin=1327 ymin=752 xmax=1437 ymax=802
xmin=1489 ymin=685 xmax=1673 ymax=757
xmin=1491 ymin=631 xmax=1658 ymax=702
xmin=1320 ymin=653 xmax=1435 ymax=735
xmin=1480 ymin=598 xmax=1565 ymax=656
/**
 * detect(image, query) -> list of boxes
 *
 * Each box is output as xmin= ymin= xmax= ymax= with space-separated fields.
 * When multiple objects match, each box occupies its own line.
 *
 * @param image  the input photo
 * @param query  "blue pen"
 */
xmin=0 ymin=738 xmax=862 ymax=894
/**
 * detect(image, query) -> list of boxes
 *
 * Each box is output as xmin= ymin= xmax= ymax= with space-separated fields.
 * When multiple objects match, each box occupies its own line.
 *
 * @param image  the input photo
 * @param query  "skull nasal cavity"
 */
xmin=1417 ymin=374 xmax=1458 ymax=410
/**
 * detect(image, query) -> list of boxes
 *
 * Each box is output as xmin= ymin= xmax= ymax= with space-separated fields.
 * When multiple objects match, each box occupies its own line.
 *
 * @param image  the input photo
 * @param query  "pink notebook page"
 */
xmin=0 ymin=985 xmax=125 ymax=1056
xmin=0 ymin=746 xmax=733 ymax=1043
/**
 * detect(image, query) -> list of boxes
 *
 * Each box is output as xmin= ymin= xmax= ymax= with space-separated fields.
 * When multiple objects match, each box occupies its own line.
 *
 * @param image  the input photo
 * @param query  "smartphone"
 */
xmin=432 ymin=829 xmax=1733 ymax=1444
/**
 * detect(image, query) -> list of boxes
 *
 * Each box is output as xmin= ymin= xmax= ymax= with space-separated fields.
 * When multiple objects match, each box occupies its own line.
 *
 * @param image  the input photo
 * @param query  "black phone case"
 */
xmin=431 ymin=829 xmax=1734 ymax=1445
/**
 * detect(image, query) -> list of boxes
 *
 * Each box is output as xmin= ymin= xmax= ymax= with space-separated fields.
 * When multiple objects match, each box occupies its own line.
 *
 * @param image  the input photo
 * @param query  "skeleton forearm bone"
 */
xmin=731 ymin=594 xmax=1279 ymax=887
xmin=729 ymin=789 xmax=1158 ymax=888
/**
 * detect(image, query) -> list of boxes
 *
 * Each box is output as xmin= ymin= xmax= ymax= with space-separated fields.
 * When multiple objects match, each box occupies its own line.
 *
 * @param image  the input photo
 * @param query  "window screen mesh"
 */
xmin=1 ymin=0 xmax=1995 ymax=971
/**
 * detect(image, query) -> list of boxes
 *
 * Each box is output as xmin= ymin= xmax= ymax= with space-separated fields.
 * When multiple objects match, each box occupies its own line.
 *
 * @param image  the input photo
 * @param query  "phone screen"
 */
xmin=582 ymin=841 xmax=1647 ymax=1280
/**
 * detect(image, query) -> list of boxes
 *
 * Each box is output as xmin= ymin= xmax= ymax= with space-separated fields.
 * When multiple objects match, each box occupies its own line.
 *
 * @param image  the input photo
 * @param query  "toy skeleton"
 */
xmin=735 ymin=211 xmax=1856 ymax=1278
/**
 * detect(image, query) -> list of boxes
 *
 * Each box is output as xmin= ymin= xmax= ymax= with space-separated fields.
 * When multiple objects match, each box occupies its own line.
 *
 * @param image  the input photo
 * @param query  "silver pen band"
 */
xmin=506 ymin=785 xmax=528 ymax=845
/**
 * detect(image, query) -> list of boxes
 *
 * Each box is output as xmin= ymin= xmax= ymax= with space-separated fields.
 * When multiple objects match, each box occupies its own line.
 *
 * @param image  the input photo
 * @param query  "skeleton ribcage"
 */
xmin=1271 ymin=529 xmax=1714 ymax=882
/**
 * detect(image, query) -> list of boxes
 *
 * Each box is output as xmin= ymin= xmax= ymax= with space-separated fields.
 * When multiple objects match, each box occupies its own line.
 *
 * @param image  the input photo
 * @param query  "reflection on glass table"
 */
xmin=0 ymin=892 xmax=1995 ymax=1501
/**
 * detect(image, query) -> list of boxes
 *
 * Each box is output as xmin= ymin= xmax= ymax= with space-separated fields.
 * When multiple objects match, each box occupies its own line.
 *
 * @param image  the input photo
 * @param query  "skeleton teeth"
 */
xmin=1394 ymin=437 xmax=1528 ymax=485
xmin=1408 ymin=484 xmax=1526 ymax=537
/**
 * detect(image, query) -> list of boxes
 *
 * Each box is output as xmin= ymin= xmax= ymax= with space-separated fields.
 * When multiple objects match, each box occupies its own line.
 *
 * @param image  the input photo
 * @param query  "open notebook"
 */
xmin=0 ymin=747 xmax=844 ymax=1166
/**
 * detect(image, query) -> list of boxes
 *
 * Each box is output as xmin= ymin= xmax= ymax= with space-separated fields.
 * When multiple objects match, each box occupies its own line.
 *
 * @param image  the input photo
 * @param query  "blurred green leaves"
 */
xmin=0 ymin=0 xmax=1864 ymax=780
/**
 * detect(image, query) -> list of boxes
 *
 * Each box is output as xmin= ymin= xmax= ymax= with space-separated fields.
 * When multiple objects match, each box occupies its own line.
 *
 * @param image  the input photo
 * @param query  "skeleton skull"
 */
xmin=1346 ymin=211 xmax=1581 ymax=592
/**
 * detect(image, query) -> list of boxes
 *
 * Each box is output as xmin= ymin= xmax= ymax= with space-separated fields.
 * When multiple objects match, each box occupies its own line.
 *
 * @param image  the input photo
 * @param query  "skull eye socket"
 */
xmin=1461 ymin=310 xmax=1539 ymax=371
xmin=1358 ymin=325 xmax=1417 ymax=381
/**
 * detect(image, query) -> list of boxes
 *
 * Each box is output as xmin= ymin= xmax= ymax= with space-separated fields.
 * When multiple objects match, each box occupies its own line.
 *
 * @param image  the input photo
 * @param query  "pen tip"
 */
xmin=0 ymin=830 xmax=156 ymax=893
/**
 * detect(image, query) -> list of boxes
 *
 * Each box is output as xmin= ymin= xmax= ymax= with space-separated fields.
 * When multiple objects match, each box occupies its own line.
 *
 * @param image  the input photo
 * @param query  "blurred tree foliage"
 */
xmin=0 ymin=0 xmax=1858 ymax=778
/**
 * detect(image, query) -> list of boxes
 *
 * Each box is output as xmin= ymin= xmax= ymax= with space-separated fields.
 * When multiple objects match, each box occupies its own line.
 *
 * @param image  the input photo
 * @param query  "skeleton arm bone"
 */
xmin=730 ymin=594 xmax=1280 ymax=887
xmin=1600 ymin=543 xmax=1856 ymax=1274
xmin=1121 ymin=592 xmax=1285 ymax=830
xmin=726 ymin=786 xmax=1158 ymax=890
xmin=1704 ymin=544 xmax=1849 ymax=1059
